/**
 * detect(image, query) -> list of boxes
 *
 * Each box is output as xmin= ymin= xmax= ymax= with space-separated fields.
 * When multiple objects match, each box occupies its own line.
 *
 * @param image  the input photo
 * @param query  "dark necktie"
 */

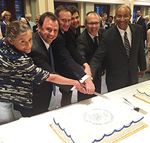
xmin=124 ymin=31 xmax=130 ymax=57
xmin=48 ymin=45 xmax=56 ymax=95
xmin=94 ymin=36 xmax=99 ymax=48
xmin=48 ymin=46 xmax=55 ymax=72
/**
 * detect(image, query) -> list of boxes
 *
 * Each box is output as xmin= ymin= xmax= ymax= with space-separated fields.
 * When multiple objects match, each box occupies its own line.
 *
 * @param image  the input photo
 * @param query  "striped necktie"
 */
xmin=124 ymin=31 xmax=130 ymax=57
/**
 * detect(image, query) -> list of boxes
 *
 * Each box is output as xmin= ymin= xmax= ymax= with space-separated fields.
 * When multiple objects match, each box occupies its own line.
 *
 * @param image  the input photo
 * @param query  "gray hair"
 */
xmin=6 ymin=20 xmax=31 ymax=40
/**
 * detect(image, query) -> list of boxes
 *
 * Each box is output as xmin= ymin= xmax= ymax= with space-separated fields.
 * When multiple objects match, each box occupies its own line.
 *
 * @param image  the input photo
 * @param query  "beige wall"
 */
xmin=24 ymin=0 xmax=54 ymax=21
xmin=24 ymin=0 xmax=150 ymax=22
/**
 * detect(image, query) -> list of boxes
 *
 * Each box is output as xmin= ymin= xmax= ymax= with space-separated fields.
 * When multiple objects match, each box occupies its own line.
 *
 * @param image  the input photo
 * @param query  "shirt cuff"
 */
xmin=79 ymin=75 xmax=91 ymax=83
xmin=70 ymin=75 xmax=91 ymax=91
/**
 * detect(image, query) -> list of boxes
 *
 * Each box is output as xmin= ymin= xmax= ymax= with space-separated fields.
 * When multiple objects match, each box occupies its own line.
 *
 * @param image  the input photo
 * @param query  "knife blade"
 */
xmin=94 ymin=92 xmax=108 ymax=99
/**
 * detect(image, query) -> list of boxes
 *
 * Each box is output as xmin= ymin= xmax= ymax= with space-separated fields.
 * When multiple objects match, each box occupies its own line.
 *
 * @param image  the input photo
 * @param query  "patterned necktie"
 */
xmin=124 ymin=31 xmax=130 ymax=57
xmin=48 ymin=45 xmax=56 ymax=96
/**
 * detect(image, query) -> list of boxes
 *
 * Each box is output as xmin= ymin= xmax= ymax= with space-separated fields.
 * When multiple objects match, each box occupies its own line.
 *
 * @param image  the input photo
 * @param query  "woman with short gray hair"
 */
xmin=0 ymin=21 xmax=86 ymax=125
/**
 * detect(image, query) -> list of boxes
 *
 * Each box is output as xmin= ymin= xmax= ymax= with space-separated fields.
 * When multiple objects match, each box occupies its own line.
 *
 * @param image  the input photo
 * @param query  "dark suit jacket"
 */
xmin=65 ymin=27 xmax=81 ymax=61
xmin=76 ymin=29 xmax=104 ymax=92
xmin=51 ymin=30 xmax=85 ymax=80
xmin=136 ymin=16 xmax=147 ymax=41
xmin=100 ymin=21 xmax=110 ymax=30
xmin=33 ymin=24 xmax=38 ymax=33
xmin=15 ymin=32 xmax=53 ymax=116
xmin=90 ymin=24 xmax=146 ymax=92
xmin=147 ymin=22 xmax=150 ymax=30
xmin=0 ymin=21 xmax=6 ymax=37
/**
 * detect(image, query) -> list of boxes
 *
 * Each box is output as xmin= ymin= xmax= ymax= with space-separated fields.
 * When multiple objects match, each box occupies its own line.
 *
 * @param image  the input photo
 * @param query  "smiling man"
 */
xmin=51 ymin=6 xmax=95 ymax=107
xmin=90 ymin=5 xmax=146 ymax=92
xmin=75 ymin=11 xmax=105 ymax=101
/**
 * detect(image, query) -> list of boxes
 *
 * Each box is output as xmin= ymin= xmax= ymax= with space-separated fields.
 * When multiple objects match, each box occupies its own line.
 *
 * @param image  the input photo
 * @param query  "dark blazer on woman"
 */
xmin=90 ymin=24 xmax=146 ymax=92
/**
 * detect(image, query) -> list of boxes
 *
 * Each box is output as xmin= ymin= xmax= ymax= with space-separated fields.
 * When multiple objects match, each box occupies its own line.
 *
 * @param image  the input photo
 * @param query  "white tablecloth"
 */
xmin=0 ymin=80 xmax=150 ymax=143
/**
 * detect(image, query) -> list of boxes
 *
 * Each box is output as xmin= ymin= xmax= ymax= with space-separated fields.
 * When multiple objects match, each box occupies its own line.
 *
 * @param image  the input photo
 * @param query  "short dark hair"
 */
xmin=67 ymin=5 xmax=79 ymax=15
xmin=38 ymin=12 xmax=58 ymax=27
xmin=55 ymin=5 xmax=71 ymax=18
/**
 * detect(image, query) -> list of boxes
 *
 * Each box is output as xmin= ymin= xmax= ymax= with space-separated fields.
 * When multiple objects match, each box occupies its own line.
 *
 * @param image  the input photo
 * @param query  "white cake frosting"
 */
xmin=136 ymin=86 xmax=150 ymax=103
xmin=51 ymin=97 xmax=144 ymax=143
xmin=137 ymin=86 xmax=150 ymax=96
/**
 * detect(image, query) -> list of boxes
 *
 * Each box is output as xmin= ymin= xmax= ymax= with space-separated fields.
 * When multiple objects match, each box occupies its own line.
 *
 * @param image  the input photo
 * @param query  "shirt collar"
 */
xmin=88 ymin=32 xmax=98 ymax=40
xmin=117 ymin=25 xmax=130 ymax=36
xmin=39 ymin=34 xmax=49 ymax=50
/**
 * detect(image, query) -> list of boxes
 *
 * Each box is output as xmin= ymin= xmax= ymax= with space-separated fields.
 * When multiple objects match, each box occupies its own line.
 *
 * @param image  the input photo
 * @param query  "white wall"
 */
xmin=135 ymin=0 xmax=150 ymax=6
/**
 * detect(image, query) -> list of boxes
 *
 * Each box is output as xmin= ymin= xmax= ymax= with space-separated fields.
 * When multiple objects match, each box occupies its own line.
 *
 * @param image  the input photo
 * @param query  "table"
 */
xmin=0 ymin=80 xmax=149 ymax=143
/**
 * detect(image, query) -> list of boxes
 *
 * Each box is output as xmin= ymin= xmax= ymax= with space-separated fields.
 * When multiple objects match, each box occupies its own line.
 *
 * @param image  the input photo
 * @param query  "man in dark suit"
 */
xmin=135 ymin=10 xmax=147 ymax=43
xmin=75 ymin=11 xmax=104 ymax=101
xmin=51 ymin=5 xmax=95 ymax=106
xmin=100 ymin=13 xmax=110 ymax=30
xmin=90 ymin=5 xmax=146 ymax=92
xmin=15 ymin=12 xmax=94 ymax=116
xmin=65 ymin=5 xmax=81 ymax=60
xmin=15 ymin=12 xmax=59 ymax=116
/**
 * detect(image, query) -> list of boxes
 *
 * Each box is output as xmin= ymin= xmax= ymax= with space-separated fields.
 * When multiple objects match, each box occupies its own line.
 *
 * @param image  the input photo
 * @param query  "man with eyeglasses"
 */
xmin=90 ymin=5 xmax=146 ymax=92
xmin=74 ymin=11 xmax=105 ymax=101
xmin=51 ymin=5 xmax=95 ymax=106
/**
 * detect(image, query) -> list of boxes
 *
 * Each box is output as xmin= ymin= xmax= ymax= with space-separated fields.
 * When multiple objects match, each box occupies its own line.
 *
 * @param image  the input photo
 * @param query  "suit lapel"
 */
xmin=129 ymin=24 xmax=136 ymax=50
xmin=35 ymin=33 xmax=50 ymax=61
xmin=114 ymin=26 xmax=128 ymax=58
xmin=129 ymin=24 xmax=136 ymax=58
xmin=85 ymin=30 xmax=96 ymax=50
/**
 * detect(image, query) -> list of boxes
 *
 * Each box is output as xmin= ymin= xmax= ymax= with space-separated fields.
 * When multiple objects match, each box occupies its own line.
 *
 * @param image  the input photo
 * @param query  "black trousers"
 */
xmin=15 ymin=84 xmax=52 ymax=117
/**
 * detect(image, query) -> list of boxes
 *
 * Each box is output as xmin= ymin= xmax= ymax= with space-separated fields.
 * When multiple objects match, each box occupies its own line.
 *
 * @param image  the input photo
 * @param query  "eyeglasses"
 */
xmin=87 ymin=22 xmax=100 ymax=26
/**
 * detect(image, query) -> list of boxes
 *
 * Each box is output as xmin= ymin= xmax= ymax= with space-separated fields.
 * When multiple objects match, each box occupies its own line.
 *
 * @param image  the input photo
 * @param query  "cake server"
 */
xmin=123 ymin=98 xmax=147 ymax=115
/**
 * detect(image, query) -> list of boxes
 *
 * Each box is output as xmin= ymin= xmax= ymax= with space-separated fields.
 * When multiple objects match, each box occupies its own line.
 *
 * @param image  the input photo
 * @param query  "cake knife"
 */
xmin=94 ymin=92 xmax=108 ymax=99
xmin=71 ymin=84 xmax=108 ymax=99
xmin=123 ymin=98 xmax=147 ymax=115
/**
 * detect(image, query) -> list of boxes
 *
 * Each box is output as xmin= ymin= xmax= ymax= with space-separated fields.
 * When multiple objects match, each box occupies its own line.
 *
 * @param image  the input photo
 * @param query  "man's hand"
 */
xmin=84 ymin=77 xmax=95 ymax=94
xmin=73 ymin=81 xmax=86 ymax=94
xmin=83 ymin=63 xmax=92 ymax=76
xmin=71 ymin=74 xmax=95 ymax=94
